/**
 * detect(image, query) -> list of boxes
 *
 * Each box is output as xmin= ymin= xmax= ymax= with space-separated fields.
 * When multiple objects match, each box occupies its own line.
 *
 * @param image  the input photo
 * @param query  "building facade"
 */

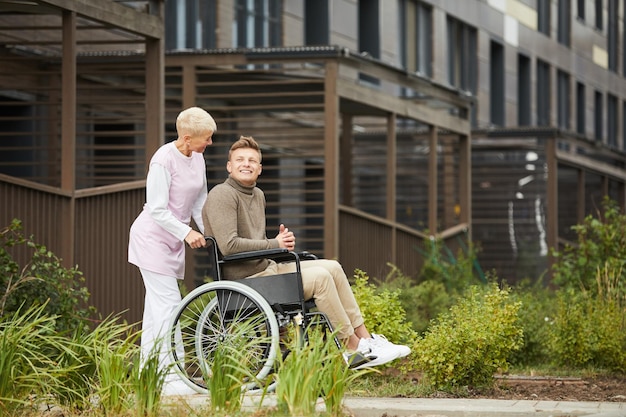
xmin=0 ymin=0 xmax=625 ymax=323
xmin=161 ymin=0 xmax=626 ymax=281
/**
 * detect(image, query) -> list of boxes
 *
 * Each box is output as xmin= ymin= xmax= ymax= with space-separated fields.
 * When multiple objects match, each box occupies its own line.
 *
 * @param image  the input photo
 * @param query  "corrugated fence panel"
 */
xmin=0 ymin=179 xmax=69 ymax=267
xmin=339 ymin=208 xmax=394 ymax=280
xmin=74 ymin=187 xmax=146 ymax=326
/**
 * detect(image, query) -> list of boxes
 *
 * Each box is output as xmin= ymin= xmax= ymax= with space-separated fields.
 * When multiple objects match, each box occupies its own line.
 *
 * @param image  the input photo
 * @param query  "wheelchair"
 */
xmin=167 ymin=236 xmax=339 ymax=394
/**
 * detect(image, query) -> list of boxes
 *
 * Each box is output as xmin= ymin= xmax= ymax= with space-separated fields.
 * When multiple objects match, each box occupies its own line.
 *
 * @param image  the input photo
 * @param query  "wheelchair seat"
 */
xmin=209 ymin=236 xmax=319 ymax=318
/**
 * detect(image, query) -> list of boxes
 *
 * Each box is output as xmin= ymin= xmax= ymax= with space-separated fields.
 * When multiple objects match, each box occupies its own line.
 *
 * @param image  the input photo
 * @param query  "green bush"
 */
xmin=418 ymin=236 xmax=485 ymax=294
xmin=376 ymin=237 xmax=484 ymax=336
xmin=508 ymin=280 xmax=556 ymax=367
xmin=0 ymin=219 xmax=93 ymax=333
xmin=377 ymin=264 xmax=453 ymax=335
xmin=412 ymin=283 xmax=523 ymax=390
xmin=547 ymin=289 xmax=625 ymax=371
xmin=552 ymin=197 xmax=626 ymax=302
xmin=351 ymin=269 xmax=418 ymax=345
xmin=546 ymin=198 xmax=626 ymax=372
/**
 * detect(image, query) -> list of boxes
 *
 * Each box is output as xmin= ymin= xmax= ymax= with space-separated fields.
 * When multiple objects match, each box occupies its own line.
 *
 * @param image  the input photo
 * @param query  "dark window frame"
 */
xmin=518 ymin=54 xmax=531 ymax=125
xmin=557 ymin=69 xmax=570 ymax=130
xmin=576 ymin=82 xmax=586 ymax=135
xmin=557 ymin=0 xmax=571 ymax=46
xmin=536 ymin=59 xmax=551 ymax=126
xmin=594 ymin=90 xmax=604 ymax=141
xmin=595 ymin=0 xmax=603 ymax=30
xmin=577 ymin=0 xmax=585 ymax=19
xmin=304 ymin=0 xmax=329 ymax=45
xmin=538 ymin=0 xmax=551 ymax=36
xmin=234 ymin=0 xmax=282 ymax=48
xmin=399 ymin=0 xmax=433 ymax=77
xmin=490 ymin=40 xmax=505 ymax=126
xmin=607 ymin=93 xmax=617 ymax=147
xmin=164 ymin=0 xmax=217 ymax=50
xmin=446 ymin=15 xmax=477 ymax=94
xmin=608 ymin=0 xmax=618 ymax=72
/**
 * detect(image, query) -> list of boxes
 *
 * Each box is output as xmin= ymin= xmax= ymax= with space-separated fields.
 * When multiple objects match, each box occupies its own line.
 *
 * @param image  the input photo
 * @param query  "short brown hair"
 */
xmin=229 ymin=135 xmax=262 ymax=162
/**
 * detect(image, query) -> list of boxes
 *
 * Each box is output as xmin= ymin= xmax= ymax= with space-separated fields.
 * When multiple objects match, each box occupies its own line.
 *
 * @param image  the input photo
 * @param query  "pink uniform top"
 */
xmin=128 ymin=141 xmax=206 ymax=279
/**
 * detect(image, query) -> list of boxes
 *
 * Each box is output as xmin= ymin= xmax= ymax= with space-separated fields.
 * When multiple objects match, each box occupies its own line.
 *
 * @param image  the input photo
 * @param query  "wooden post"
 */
xmin=324 ymin=62 xmax=339 ymax=258
xmin=60 ymin=10 xmax=76 ymax=267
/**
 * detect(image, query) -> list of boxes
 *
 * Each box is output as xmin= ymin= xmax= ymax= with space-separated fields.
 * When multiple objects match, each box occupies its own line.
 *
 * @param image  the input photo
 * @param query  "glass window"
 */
xmin=490 ymin=40 xmax=505 ymax=126
xmin=577 ymin=0 xmax=585 ymax=19
xmin=536 ymin=60 xmax=551 ymax=126
xmin=558 ymin=0 xmax=571 ymax=46
xmin=304 ymin=0 xmax=329 ymax=45
xmin=594 ymin=90 xmax=603 ymax=141
xmin=607 ymin=94 xmax=617 ymax=147
xmin=608 ymin=0 xmax=617 ymax=72
xmin=576 ymin=82 xmax=586 ymax=135
xmin=518 ymin=54 xmax=531 ymax=125
xmin=164 ymin=0 xmax=217 ymax=50
xmin=234 ymin=0 xmax=282 ymax=48
xmin=538 ymin=0 xmax=550 ymax=36
xmin=447 ymin=16 xmax=477 ymax=94
xmin=557 ymin=70 xmax=570 ymax=130
xmin=622 ymin=100 xmax=626 ymax=149
xmin=359 ymin=0 xmax=380 ymax=58
xmin=399 ymin=0 xmax=432 ymax=77
xmin=595 ymin=0 xmax=603 ymax=30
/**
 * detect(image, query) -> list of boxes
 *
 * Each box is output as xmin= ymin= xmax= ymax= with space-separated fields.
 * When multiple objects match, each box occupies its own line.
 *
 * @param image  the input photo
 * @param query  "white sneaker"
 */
xmin=370 ymin=333 xmax=411 ymax=358
xmin=161 ymin=379 xmax=199 ymax=396
xmin=351 ymin=336 xmax=400 ymax=370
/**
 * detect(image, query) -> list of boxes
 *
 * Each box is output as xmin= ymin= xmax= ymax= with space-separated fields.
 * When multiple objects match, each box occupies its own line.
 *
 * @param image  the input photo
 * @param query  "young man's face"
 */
xmin=227 ymin=147 xmax=262 ymax=186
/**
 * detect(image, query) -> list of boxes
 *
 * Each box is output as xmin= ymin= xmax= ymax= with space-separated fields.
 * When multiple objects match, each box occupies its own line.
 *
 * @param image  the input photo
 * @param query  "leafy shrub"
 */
xmin=547 ymin=198 xmax=626 ymax=372
xmin=552 ymin=197 xmax=626 ymax=302
xmin=547 ymin=289 xmax=625 ymax=371
xmin=508 ymin=280 xmax=556 ymax=367
xmin=412 ymin=284 xmax=523 ymax=390
xmin=0 ymin=219 xmax=93 ymax=333
xmin=377 ymin=264 xmax=453 ymax=335
xmin=418 ymin=236 xmax=485 ymax=294
xmin=377 ymin=236 xmax=484 ymax=336
xmin=351 ymin=269 xmax=418 ymax=345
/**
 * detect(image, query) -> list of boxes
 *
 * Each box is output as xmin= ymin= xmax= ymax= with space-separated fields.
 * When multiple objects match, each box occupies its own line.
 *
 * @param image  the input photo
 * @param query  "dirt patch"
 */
xmin=478 ymin=375 xmax=626 ymax=402
xmin=381 ymin=367 xmax=626 ymax=402
xmin=424 ymin=376 xmax=626 ymax=402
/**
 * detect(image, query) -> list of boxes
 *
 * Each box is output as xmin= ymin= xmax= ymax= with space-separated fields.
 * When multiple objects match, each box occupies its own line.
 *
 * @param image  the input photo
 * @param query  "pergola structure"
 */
xmin=162 ymin=47 xmax=473 ymax=283
xmin=0 ymin=0 xmax=164 ymax=322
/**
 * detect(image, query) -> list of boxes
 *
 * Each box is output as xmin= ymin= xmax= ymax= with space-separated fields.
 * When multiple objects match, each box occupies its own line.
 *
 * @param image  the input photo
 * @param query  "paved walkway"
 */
xmin=169 ymin=394 xmax=626 ymax=417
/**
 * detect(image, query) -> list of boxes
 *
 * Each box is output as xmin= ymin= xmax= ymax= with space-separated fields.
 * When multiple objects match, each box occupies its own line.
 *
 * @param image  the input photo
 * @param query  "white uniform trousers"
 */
xmin=139 ymin=268 xmax=182 ymax=377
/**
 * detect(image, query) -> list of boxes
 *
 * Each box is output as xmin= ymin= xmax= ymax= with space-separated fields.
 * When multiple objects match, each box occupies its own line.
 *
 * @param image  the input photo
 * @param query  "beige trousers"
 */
xmin=252 ymin=258 xmax=365 ymax=340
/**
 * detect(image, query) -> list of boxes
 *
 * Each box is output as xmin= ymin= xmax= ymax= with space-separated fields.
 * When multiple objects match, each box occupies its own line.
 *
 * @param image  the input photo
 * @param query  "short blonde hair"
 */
xmin=229 ymin=135 xmax=262 ymax=162
xmin=176 ymin=107 xmax=217 ymax=136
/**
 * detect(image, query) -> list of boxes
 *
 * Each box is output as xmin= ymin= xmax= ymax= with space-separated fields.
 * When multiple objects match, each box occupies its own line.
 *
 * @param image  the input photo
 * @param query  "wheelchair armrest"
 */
xmin=298 ymin=251 xmax=318 ymax=260
xmin=222 ymin=247 xmax=292 ymax=263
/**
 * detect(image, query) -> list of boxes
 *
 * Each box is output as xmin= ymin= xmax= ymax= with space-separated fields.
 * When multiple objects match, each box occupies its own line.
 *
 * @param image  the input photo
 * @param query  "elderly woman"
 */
xmin=128 ymin=106 xmax=216 ymax=396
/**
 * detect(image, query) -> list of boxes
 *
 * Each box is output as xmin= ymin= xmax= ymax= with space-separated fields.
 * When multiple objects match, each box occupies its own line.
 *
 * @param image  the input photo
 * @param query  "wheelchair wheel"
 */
xmin=168 ymin=280 xmax=280 ymax=393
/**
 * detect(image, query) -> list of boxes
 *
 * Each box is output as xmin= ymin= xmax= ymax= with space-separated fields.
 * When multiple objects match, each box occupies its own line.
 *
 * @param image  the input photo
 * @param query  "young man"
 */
xmin=202 ymin=135 xmax=411 ymax=369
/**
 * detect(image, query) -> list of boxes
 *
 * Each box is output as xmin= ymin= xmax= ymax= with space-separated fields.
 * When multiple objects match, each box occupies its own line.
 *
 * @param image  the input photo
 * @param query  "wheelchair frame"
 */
xmin=167 ymin=236 xmax=338 ymax=394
